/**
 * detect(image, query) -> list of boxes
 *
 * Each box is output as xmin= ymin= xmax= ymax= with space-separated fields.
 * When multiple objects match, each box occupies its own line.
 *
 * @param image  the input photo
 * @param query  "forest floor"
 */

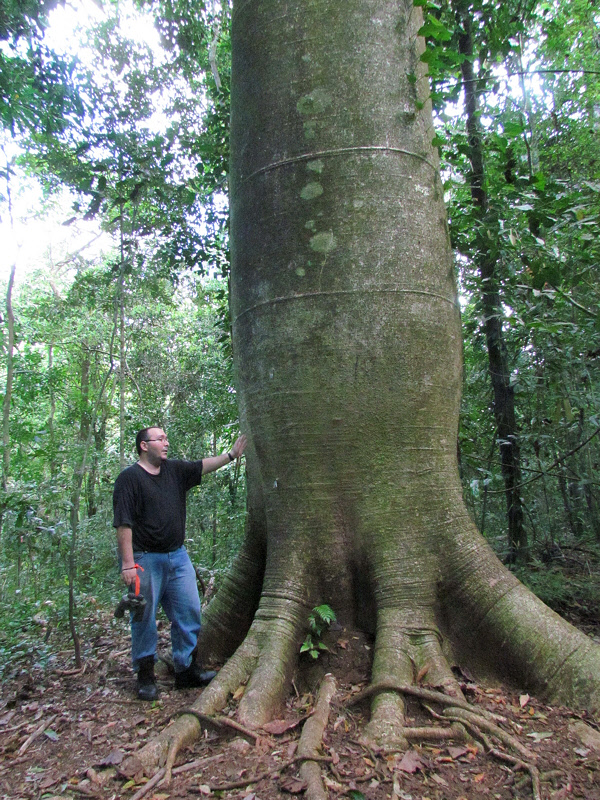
xmin=1 ymin=607 xmax=600 ymax=800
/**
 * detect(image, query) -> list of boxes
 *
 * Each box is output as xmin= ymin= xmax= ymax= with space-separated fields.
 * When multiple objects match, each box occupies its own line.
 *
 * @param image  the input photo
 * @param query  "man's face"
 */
xmin=142 ymin=428 xmax=169 ymax=462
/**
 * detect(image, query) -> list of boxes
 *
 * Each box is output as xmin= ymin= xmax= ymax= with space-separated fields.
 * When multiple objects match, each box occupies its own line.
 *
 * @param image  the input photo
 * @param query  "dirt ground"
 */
xmin=1 ymin=609 xmax=600 ymax=800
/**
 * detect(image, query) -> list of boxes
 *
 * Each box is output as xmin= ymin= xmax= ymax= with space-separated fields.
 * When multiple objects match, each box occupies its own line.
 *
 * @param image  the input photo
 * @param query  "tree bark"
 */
xmin=133 ymin=0 xmax=600 ymax=772
xmin=48 ymin=345 xmax=57 ymax=477
xmin=2 ymin=263 xmax=16 ymax=492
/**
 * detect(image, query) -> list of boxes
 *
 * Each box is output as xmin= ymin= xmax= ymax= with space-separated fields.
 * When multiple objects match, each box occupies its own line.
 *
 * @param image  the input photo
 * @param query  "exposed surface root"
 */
xmin=482 ymin=737 xmax=542 ymax=800
xmin=346 ymin=674 xmax=543 ymax=795
xmin=238 ymin=592 xmax=310 ymax=727
xmin=362 ymin=616 xmax=415 ymax=750
xmin=174 ymin=708 xmax=262 ymax=743
xmin=363 ymin=621 xmax=465 ymax=750
xmin=122 ymin=608 xmax=592 ymax=798
xmin=161 ymin=704 xmax=264 ymax=785
xmin=441 ymin=706 xmax=534 ymax=760
xmin=167 ymin=677 xmax=339 ymax=799
xmin=443 ymin=717 xmax=542 ymax=800
xmin=443 ymin=522 xmax=600 ymax=713
xmin=402 ymin=722 xmax=466 ymax=742
xmin=348 ymin=681 xmax=502 ymax=722
xmin=165 ymin=673 xmax=338 ymax=797
xmin=422 ymin=702 xmax=542 ymax=798
xmin=126 ymin=634 xmax=258 ymax=783
xmin=298 ymin=673 xmax=337 ymax=800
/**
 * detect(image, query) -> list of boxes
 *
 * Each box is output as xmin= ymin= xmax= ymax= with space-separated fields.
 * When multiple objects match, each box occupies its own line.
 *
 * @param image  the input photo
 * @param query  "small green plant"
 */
xmin=300 ymin=604 xmax=336 ymax=659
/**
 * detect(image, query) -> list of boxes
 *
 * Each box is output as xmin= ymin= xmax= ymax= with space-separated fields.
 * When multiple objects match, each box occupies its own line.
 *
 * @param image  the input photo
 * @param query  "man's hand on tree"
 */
xmin=203 ymin=435 xmax=248 ymax=474
xmin=230 ymin=433 xmax=248 ymax=460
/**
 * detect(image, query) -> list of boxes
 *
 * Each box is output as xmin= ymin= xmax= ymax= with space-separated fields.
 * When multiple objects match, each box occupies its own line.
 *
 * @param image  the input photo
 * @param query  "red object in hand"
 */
xmin=132 ymin=563 xmax=144 ymax=596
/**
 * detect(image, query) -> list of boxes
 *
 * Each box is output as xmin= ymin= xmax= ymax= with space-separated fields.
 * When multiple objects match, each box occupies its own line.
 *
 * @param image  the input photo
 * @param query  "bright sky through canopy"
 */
xmin=0 ymin=0 xmax=165 ymax=285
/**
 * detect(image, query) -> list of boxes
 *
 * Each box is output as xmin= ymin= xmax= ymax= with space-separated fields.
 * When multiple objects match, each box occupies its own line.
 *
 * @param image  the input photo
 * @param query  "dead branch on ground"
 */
xmin=17 ymin=714 xmax=58 ymax=756
xmin=130 ymin=768 xmax=165 ymax=800
xmin=298 ymin=673 xmax=337 ymax=800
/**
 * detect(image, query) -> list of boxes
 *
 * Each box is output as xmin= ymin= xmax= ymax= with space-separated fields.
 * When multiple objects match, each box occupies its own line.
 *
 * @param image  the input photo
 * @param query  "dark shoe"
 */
xmin=137 ymin=655 xmax=159 ymax=701
xmin=175 ymin=662 xmax=216 ymax=689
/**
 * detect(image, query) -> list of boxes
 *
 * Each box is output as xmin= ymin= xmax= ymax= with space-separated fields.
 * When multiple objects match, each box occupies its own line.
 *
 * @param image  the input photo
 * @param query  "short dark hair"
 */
xmin=136 ymin=427 xmax=158 ymax=455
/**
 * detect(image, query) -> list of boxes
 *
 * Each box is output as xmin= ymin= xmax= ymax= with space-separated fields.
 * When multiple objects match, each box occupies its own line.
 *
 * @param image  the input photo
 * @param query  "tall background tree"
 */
xmin=421 ymin=0 xmax=600 ymax=580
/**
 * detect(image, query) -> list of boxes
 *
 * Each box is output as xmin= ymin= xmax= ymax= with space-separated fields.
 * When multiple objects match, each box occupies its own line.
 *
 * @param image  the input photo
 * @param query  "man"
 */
xmin=113 ymin=426 xmax=247 ymax=700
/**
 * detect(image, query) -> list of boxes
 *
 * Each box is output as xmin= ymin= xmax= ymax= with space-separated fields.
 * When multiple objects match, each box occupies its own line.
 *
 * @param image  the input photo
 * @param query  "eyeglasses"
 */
xmin=144 ymin=436 xmax=168 ymax=443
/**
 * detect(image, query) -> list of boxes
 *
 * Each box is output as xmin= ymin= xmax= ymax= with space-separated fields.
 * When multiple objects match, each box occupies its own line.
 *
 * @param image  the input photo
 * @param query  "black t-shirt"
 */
xmin=112 ymin=460 xmax=203 ymax=552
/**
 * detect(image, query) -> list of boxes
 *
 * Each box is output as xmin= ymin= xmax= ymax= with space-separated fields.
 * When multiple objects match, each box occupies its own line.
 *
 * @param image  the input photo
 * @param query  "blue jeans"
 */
xmin=130 ymin=547 xmax=201 ymax=673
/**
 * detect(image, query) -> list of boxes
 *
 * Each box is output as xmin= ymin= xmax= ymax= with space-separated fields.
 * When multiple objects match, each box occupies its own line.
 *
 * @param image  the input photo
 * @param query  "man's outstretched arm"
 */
xmin=201 ymin=433 xmax=247 ymax=475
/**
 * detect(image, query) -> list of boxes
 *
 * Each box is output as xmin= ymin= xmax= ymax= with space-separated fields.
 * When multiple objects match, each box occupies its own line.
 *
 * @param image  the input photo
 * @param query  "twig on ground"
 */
xmin=171 ymin=753 xmax=225 ymax=774
xmin=329 ymin=768 xmax=379 ymax=786
xmin=0 ymin=720 xmax=30 ymax=734
xmin=106 ymin=649 xmax=130 ymax=659
xmin=298 ymin=673 xmax=337 ymax=800
xmin=100 ymin=698 xmax=160 ymax=705
xmin=17 ymin=714 xmax=57 ymax=755
xmin=354 ymin=769 xmax=380 ymax=783
xmin=55 ymin=664 xmax=87 ymax=677
xmin=65 ymin=784 xmax=101 ymax=797
xmin=176 ymin=708 xmax=261 ymax=742
xmin=490 ymin=746 xmax=542 ymax=800
xmin=214 ymin=714 xmax=263 ymax=741
xmin=130 ymin=767 xmax=166 ymax=800
xmin=540 ymin=770 xmax=563 ymax=782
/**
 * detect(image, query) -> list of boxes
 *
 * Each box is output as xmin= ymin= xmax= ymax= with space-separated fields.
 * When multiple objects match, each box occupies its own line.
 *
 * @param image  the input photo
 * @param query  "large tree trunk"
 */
xmin=132 ymin=0 xmax=600 ymax=772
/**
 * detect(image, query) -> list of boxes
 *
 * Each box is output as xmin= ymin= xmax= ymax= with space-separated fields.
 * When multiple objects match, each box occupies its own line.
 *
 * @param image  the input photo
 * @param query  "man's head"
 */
xmin=136 ymin=427 xmax=169 ymax=463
